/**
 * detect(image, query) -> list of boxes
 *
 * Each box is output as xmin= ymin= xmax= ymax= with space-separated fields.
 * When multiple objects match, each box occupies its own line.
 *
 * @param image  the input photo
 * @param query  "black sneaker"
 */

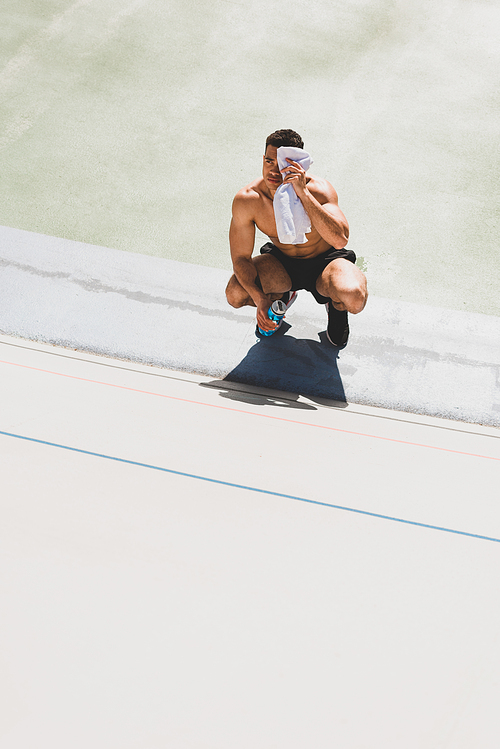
xmin=325 ymin=302 xmax=349 ymax=348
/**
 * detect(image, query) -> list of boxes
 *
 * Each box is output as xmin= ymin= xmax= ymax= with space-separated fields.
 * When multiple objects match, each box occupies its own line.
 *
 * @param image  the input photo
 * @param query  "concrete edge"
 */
xmin=1 ymin=225 xmax=499 ymax=428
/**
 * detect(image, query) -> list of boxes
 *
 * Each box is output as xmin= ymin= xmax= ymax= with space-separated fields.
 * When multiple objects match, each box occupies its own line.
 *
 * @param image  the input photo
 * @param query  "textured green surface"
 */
xmin=1 ymin=0 xmax=499 ymax=314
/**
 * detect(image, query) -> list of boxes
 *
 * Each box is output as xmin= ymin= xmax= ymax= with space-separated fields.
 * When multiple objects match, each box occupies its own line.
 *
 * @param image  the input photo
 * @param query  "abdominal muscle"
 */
xmin=262 ymin=230 xmax=331 ymax=259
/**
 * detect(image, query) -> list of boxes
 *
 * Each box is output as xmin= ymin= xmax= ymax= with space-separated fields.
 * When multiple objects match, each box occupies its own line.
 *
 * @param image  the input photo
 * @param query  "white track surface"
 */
xmin=1 ymin=334 xmax=500 ymax=748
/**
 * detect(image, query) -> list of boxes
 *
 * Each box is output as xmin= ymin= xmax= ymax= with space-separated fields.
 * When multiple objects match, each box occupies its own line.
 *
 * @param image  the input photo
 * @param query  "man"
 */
xmin=226 ymin=129 xmax=367 ymax=347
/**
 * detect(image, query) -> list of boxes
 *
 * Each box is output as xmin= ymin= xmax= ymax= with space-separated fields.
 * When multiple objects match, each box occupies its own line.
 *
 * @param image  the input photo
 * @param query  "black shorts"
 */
xmin=259 ymin=242 xmax=356 ymax=304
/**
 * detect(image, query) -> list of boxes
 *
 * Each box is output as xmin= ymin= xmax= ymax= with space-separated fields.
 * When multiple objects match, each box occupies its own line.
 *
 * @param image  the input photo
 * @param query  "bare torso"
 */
xmin=242 ymin=175 xmax=334 ymax=258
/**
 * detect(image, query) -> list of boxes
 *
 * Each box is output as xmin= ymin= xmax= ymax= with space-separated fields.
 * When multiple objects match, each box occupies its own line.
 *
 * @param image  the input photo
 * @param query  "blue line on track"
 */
xmin=2 ymin=429 xmax=499 ymax=545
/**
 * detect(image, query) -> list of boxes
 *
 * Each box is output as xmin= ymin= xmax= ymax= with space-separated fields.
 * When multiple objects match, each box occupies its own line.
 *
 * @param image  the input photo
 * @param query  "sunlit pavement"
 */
xmin=1 ymin=334 xmax=499 ymax=747
xmin=2 ymin=2 xmax=500 ymax=745
xmin=2 ymin=226 xmax=500 ymax=428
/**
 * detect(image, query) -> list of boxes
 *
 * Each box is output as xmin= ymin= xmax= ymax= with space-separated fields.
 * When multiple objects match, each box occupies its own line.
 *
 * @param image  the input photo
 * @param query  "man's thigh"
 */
xmin=316 ymin=257 xmax=365 ymax=297
xmin=253 ymin=253 xmax=292 ymax=294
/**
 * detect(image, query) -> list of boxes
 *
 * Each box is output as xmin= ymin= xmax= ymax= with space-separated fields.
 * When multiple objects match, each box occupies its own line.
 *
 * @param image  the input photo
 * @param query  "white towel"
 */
xmin=273 ymin=146 xmax=313 ymax=245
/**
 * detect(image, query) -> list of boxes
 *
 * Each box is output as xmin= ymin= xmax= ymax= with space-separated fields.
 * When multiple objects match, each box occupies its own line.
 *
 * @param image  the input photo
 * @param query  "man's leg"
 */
xmin=316 ymin=259 xmax=367 ymax=347
xmin=226 ymin=254 xmax=292 ymax=308
xmin=316 ymin=258 xmax=367 ymax=314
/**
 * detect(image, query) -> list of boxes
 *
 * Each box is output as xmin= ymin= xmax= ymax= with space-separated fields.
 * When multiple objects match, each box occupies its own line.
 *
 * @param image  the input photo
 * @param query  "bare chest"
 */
xmin=253 ymin=193 xmax=324 ymax=254
xmin=253 ymin=195 xmax=278 ymax=238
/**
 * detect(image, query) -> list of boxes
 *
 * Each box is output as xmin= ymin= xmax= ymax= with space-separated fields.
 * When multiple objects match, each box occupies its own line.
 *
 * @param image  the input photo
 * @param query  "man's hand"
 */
xmin=281 ymin=158 xmax=308 ymax=196
xmin=256 ymin=295 xmax=279 ymax=332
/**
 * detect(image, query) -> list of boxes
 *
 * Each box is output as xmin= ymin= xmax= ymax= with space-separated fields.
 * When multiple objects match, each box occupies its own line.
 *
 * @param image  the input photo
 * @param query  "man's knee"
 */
xmin=226 ymin=276 xmax=249 ymax=308
xmin=328 ymin=261 xmax=368 ymax=314
xmin=344 ymin=282 xmax=368 ymax=314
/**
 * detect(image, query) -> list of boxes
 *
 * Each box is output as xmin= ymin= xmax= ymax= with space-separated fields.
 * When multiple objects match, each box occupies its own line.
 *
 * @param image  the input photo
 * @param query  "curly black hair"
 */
xmin=265 ymin=129 xmax=304 ymax=150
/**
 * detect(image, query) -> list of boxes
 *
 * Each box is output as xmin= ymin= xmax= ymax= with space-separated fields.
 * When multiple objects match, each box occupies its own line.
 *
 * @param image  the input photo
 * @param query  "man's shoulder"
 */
xmin=232 ymin=178 xmax=266 ymax=217
xmin=233 ymin=178 xmax=265 ymax=202
xmin=306 ymin=175 xmax=339 ymax=204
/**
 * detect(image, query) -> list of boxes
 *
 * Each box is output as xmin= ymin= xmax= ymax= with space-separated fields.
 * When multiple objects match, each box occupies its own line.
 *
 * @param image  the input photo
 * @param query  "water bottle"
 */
xmin=258 ymin=299 xmax=287 ymax=336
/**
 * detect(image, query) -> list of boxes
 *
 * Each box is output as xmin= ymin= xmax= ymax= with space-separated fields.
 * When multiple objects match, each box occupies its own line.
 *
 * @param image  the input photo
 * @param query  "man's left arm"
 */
xmin=282 ymin=158 xmax=349 ymax=249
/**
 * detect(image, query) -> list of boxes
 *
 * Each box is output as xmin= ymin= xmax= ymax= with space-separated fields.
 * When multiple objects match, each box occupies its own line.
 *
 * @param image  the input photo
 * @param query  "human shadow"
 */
xmin=200 ymin=381 xmax=319 ymax=410
xmin=200 ymin=324 xmax=347 ymax=410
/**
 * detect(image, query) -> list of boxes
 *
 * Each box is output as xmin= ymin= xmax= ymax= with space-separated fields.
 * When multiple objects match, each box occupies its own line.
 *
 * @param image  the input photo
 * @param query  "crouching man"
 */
xmin=226 ymin=128 xmax=367 ymax=347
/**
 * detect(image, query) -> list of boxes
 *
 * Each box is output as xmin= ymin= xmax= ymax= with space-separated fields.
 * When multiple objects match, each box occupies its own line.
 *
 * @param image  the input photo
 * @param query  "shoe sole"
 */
xmin=325 ymin=328 xmax=349 ymax=348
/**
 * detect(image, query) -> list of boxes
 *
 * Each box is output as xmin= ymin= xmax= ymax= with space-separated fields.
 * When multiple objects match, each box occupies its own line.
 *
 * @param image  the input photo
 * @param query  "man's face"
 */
xmin=262 ymin=145 xmax=283 ymax=191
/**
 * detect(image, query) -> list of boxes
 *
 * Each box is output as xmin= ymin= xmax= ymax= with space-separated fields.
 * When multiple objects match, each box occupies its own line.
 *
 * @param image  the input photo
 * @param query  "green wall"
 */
xmin=1 ymin=0 xmax=499 ymax=314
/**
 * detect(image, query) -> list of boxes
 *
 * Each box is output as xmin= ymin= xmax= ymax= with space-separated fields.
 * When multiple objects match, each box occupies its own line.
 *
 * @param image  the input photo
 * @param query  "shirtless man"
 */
xmin=226 ymin=129 xmax=367 ymax=347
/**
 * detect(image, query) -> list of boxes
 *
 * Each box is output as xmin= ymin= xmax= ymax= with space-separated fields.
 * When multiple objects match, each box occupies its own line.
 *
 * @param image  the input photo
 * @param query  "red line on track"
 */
xmin=1 ymin=358 xmax=499 ymax=462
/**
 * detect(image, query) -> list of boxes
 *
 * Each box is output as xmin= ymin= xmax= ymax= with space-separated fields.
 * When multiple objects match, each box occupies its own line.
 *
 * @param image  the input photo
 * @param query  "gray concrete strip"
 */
xmin=1 ymin=224 xmax=499 ymax=427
